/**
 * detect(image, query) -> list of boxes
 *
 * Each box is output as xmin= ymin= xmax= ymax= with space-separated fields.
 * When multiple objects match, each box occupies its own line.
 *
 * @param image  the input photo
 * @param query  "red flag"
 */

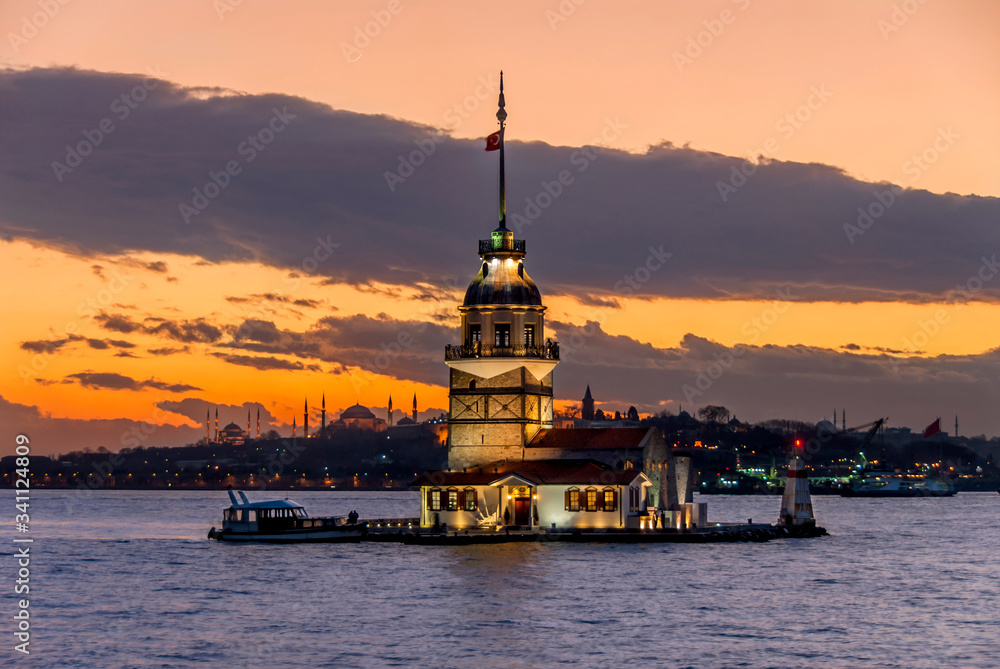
xmin=922 ymin=418 xmax=941 ymax=438
xmin=485 ymin=129 xmax=503 ymax=151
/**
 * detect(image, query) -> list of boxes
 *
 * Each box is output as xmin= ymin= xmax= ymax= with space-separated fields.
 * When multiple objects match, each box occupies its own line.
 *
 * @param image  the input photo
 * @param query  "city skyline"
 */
xmin=3 ymin=1 xmax=1000 ymax=455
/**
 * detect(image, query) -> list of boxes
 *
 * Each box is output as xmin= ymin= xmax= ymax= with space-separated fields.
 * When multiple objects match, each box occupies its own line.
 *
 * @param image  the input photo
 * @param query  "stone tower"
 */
xmin=582 ymin=384 xmax=595 ymax=420
xmin=445 ymin=72 xmax=559 ymax=470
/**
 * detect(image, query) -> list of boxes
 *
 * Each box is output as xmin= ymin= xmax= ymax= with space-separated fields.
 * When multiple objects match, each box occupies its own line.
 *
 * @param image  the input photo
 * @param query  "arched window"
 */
xmin=463 ymin=487 xmax=477 ymax=511
xmin=469 ymin=380 xmax=476 ymax=390
xmin=602 ymin=487 xmax=617 ymax=512
xmin=427 ymin=488 xmax=442 ymax=511
xmin=564 ymin=486 xmax=581 ymax=511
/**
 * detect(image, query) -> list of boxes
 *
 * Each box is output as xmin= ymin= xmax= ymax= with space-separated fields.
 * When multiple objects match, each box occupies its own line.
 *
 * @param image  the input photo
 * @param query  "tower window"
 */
xmin=469 ymin=324 xmax=481 ymax=344
xmin=524 ymin=324 xmax=535 ymax=347
xmin=495 ymin=324 xmax=511 ymax=347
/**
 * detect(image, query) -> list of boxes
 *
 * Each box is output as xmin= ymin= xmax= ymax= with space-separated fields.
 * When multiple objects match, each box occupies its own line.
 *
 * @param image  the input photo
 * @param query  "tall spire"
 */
xmin=497 ymin=70 xmax=507 ymax=228
xmin=388 ymin=394 xmax=393 ymax=427
xmin=256 ymin=406 xmax=260 ymax=438
xmin=206 ymin=409 xmax=210 ymax=443
xmin=412 ymin=393 xmax=418 ymax=423
xmin=304 ymin=397 xmax=309 ymax=438
xmin=321 ymin=392 xmax=327 ymax=438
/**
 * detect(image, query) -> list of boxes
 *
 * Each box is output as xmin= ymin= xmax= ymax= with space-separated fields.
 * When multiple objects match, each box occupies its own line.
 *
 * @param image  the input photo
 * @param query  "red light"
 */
xmin=795 ymin=440 xmax=801 ymax=447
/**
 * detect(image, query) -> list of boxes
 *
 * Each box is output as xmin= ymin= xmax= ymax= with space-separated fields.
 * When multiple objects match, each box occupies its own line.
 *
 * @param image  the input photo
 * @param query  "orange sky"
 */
xmin=2 ymin=1 xmax=999 ymax=443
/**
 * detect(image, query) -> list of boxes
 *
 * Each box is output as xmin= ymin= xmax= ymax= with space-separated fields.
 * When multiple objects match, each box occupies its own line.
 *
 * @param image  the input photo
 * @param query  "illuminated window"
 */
xmin=586 ymin=488 xmax=598 ymax=511
xmin=524 ymin=324 xmax=535 ymax=347
xmin=447 ymin=489 xmax=459 ymax=511
xmin=603 ymin=488 xmax=616 ymax=512
xmin=565 ymin=487 xmax=580 ymax=511
xmin=429 ymin=489 xmax=441 ymax=511
xmin=495 ymin=324 xmax=511 ymax=347
xmin=463 ymin=488 xmax=477 ymax=511
xmin=469 ymin=324 xmax=481 ymax=344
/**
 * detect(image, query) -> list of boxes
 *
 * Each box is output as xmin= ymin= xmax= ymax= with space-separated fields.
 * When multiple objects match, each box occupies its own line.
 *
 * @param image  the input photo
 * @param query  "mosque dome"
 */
xmin=341 ymin=404 xmax=376 ymax=420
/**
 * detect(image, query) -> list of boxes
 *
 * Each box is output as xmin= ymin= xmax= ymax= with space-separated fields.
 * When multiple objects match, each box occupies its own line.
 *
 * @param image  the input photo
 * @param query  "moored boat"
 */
xmin=208 ymin=490 xmax=367 ymax=543
xmin=838 ymin=470 xmax=955 ymax=497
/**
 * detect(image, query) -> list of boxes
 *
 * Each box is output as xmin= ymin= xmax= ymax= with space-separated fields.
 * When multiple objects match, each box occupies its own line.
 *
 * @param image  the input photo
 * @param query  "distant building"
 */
xmin=328 ymin=404 xmax=387 ymax=433
xmin=218 ymin=422 xmax=246 ymax=446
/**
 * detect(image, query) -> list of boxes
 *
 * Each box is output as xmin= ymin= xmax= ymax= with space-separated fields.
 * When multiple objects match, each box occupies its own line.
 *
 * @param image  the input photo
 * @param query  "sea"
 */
xmin=2 ymin=490 xmax=997 ymax=669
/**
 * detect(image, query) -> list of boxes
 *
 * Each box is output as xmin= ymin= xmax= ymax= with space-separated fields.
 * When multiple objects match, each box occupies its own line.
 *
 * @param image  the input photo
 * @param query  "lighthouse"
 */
xmin=778 ymin=450 xmax=815 ymax=527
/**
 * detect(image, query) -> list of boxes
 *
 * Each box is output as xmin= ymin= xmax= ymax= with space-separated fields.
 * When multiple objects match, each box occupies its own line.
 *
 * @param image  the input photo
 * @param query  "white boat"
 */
xmin=839 ymin=470 xmax=955 ymax=497
xmin=207 ymin=490 xmax=367 ymax=543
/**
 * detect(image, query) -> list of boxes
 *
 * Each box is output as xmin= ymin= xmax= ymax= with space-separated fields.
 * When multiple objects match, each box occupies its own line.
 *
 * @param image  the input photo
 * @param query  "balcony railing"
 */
xmin=479 ymin=238 xmax=526 ymax=255
xmin=445 ymin=341 xmax=559 ymax=361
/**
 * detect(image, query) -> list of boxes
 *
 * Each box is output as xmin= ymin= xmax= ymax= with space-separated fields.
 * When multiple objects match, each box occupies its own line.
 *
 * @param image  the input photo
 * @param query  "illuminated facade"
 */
xmin=415 ymin=74 xmax=704 ymax=532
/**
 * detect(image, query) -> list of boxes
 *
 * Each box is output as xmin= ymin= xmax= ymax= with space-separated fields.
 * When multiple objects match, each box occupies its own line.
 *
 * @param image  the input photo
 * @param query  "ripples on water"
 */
xmin=3 ymin=490 xmax=997 ymax=668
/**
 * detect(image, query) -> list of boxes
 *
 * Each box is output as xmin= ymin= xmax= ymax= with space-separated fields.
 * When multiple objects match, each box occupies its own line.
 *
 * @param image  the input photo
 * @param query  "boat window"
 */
xmin=247 ymin=510 xmax=256 ymax=522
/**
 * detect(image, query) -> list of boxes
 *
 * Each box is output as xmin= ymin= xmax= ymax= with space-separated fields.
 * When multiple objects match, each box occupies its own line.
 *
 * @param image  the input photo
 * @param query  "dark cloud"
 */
xmin=544 ymin=322 xmax=1000 ymax=436
xmin=94 ymin=311 xmax=223 ymax=343
xmin=142 ymin=317 xmax=223 ymax=343
xmin=211 ymin=352 xmax=321 ymax=372
xmin=218 ymin=314 xmax=452 ymax=385
xmin=157 ymin=397 xmax=278 ymax=428
xmin=147 ymin=346 xmax=189 ymax=356
xmin=20 ymin=334 xmax=136 ymax=354
xmin=95 ymin=312 xmax=141 ymax=333
xmin=2 ymin=67 xmax=997 ymax=305
xmin=0 ymin=394 xmax=204 ymax=456
xmin=65 ymin=371 xmax=200 ymax=393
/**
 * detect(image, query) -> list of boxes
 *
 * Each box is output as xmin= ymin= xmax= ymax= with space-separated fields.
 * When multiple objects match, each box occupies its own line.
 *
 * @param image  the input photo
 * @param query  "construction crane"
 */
xmin=840 ymin=417 xmax=888 ymax=462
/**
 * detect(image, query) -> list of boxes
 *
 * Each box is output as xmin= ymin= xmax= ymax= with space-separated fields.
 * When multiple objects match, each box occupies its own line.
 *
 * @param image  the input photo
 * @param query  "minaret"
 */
xmin=412 ymin=393 xmax=418 ymax=423
xmin=321 ymin=393 xmax=326 ymax=438
xmin=833 ymin=408 xmax=836 ymax=427
xmin=292 ymin=415 xmax=297 ymax=438
xmin=445 ymin=71 xmax=559 ymax=470
xmin=214 ymin=407 xmax=219 ymax=442
xmin=842 ymin=409 xmax=846 ymax=432
xmin=582 ymin=385 xmax=595 ymax=421
xmin=955 ymin=415 xmax=958 ymax=437
xmin=247 ymin=410 xmax=251 ymax=438
xmin=388 ymin=395 xmax=393 ymax=427
xmin=256 ymin=407 xmax=260 ymax=438
xmin=303 ymin=398 xmax=309 ymax=438
xmin=206 ymin=409 xmax=210 ymax=443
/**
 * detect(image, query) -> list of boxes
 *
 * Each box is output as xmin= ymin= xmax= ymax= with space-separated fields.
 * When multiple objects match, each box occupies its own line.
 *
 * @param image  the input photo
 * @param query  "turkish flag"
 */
xmin=922 ymin=418 xmax=941 ymax=438
xmin=485 ymin=129 xmax=503 ymax=151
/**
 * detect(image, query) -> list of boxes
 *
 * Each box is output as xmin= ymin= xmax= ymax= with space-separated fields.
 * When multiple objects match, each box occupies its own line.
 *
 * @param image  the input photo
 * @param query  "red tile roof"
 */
xmin=526 ymin=427 xmax=653 ymax=451
xmin=411 ymin=458 xmax=645 ymax=487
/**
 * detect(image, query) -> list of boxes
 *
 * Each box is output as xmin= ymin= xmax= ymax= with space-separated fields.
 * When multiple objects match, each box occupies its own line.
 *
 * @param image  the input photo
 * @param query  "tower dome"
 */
xmin=463 ymin=228 xmax=542 ymax=306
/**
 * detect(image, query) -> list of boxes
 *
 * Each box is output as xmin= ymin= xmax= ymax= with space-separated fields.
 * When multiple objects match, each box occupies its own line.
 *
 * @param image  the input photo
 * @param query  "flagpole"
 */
xmin=497 ymin=71 xmax=507 ymax=228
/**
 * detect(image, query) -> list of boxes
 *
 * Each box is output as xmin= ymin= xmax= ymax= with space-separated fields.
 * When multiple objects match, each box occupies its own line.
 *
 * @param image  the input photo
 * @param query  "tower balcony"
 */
xmin=445 ymin=341 xmax=559 ymax=361
xmin=479 ymin=237 xmax=526 ymax=255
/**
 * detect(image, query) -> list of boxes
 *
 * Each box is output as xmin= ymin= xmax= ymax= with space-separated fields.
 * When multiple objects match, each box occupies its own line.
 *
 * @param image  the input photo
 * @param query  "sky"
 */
xmin=2 ymin=0 xmax=999 ymax=455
